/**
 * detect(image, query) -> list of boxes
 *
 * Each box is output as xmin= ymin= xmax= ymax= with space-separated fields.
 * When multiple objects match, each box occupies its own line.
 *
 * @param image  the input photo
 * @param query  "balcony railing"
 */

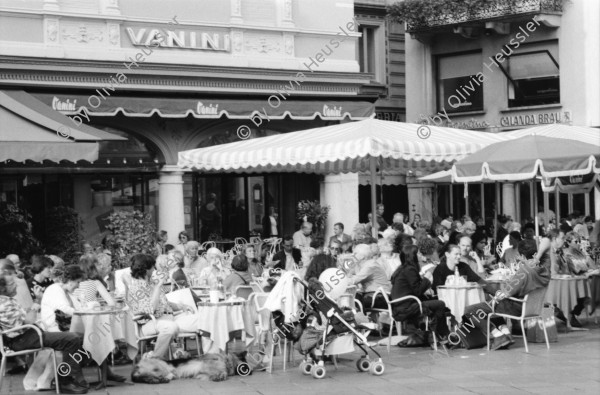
xmin=389 ymin=0 xmax=563 ymax=33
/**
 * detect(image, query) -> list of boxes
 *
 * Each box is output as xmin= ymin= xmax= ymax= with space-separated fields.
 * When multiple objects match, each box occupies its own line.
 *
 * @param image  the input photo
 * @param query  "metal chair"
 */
xmin=370 ymin=287 xmax=438 ymax=353
xmin=253 ymin=292 xmax=294 ymax=372
xmin=234 ymin=285 xmax=254 ymax=300
xmin=201 ymin=241 xmax=216 ymax=251
xmin=0 ymin=325 xmax=59 ymax=394
xmin=486 ymin=287 xmax=550 ymax=353
xmin=234 ymin=237 xmax=248 ymax=246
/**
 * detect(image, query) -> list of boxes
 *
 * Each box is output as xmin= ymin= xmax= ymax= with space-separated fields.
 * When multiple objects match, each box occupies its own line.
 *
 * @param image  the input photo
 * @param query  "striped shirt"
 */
xmin=74 ymin=280 xmax=102 ymax=304
xmin=0 ymin=296 xmax=27 ymax=337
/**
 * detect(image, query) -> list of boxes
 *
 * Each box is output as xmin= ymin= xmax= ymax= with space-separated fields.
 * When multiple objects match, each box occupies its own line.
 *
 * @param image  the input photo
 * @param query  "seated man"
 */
xmin=328 ymin=222 xmax=352 ymax=253
xmin=0 ymin=261 xmax=89 ymax=394
xmin=458 ymin=236 xmax=486 ymax=276
xmin=349 ymin=244 xmax=391 ymax=309
xmin=432 ymin=244 xmax=489 ymax=292
xmin=270 ymin=235 xmax=301 ymax=272
xmin=462 ymin=245 xmax=550 ymax=350
xmin=293 ymin=222 xmax=313 ymax=250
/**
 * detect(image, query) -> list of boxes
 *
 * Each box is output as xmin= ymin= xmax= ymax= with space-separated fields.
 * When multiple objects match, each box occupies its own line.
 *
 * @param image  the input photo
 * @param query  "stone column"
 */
xmin=320 ymin=173 xmax=359 ymax=239
xmin=158 ymin=165 xmax=185 ymax=245
xmin=407 ymin=182 xmax=434 ymax=223
xmin=501 ymin=183 xmax=516 ymax=219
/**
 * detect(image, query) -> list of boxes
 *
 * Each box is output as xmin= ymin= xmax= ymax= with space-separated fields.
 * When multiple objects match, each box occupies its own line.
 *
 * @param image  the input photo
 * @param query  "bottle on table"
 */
xmin=217 ymin=277 xmax=225 ymax=300
xmin=454 ymin=266 xmax=460 ymax=285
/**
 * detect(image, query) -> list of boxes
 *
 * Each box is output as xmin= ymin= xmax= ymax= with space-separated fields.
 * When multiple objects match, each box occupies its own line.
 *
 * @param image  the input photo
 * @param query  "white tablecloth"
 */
xmin=437 ymin=285 xmax=485 ymax=323
xmin=70 ymin=308 xmax=138 ymax=365
xmin=196 ymin=299 xmax=255 ymax=352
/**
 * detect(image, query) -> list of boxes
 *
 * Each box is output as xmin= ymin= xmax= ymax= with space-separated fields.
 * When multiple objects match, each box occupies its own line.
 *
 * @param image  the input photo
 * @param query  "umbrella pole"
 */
xmin=370 ymin=156 xmax=377 ymax=238
xmin=532 ymin=178 xmax=540 ymax=248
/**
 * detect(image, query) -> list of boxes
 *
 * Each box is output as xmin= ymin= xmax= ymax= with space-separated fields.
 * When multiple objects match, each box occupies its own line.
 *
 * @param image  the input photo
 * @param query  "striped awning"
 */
xmin=178 ymin=119 xmax=508 ymax=174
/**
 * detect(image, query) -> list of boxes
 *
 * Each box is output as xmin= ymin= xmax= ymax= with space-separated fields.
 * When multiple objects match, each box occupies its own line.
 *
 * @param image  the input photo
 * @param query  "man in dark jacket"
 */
xmin=391 ymin=245 xmax=450 ymax=341
xmin=269 ymin=236 xmax=301 ymax=271
xmin=462 ymin=260 xmax=550 ymax=350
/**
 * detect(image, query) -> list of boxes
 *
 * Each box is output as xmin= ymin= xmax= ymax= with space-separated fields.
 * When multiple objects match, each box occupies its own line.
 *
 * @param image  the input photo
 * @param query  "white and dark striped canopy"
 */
xmin=177 ymin=119 xmax=507 ymax=174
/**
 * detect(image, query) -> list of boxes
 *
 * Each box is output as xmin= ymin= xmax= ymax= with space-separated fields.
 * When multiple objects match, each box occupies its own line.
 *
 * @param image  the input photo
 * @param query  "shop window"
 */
xmin=437 ymin=52 xmax=484 ymax=114
xmin=504 ymin=47 xmax=560 ymax=107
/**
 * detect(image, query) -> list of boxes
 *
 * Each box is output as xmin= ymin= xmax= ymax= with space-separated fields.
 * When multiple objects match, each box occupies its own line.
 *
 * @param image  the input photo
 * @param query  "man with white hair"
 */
xmin=199 ymin=248 xmax=231 ymax=287
xmin=349 ymin=244 xmax=391 ymax=309
xmin=293 ymin=222 xmax=313 ymax=249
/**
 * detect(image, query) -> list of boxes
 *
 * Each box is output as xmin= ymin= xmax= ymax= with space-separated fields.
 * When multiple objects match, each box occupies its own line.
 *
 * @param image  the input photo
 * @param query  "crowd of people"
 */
xmin=1 ymin=206 xmax=599 ymax=393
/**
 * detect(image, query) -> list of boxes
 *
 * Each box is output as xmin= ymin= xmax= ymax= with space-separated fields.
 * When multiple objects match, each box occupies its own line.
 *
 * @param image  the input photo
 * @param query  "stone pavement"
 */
xmin=3 ymin=320 xmax=600 ymax=395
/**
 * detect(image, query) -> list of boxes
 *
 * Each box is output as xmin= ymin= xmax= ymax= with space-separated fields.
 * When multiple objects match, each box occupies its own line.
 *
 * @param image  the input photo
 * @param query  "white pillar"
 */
xmin=595 ymin=184 xmax=600 ymax=220
xmin=320 ymin=173 xmax=359 ymax=239
xmin=158 ymin=165 xmax=185 ymax=245
xmin=501 ymin=183 xmax=516 ymax=220
xmin=408 ymin=183 xmax=434 ymax=224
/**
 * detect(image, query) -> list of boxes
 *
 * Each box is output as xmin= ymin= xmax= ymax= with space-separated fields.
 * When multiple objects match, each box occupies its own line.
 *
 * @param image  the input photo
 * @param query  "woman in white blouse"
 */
xmin=40 ymin=265 xmax=85 ymax=332
xmin=75 ymin=254 xmax=115 ymax=307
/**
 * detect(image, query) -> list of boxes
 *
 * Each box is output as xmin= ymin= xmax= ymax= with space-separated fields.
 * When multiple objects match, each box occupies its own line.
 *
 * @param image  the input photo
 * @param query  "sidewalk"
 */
xmin=3 ymin=321 xmax=600 ymax=395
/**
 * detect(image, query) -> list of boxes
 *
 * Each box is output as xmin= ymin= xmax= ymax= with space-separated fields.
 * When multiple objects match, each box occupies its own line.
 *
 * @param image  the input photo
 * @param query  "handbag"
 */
xmin=54 ymin=310 xmax=71 ymax=332
xmin=525 ymin=305 xmax=558 ymax=343
xmin=455 ymin=311 xmax=488 ymax=349
xmin=397 ymin=329 xmax=428 ymax=347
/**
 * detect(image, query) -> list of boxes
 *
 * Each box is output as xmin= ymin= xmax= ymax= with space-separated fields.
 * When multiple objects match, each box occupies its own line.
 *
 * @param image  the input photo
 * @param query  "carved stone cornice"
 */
xmin=0 ymin=56 xmax=371 ymax=97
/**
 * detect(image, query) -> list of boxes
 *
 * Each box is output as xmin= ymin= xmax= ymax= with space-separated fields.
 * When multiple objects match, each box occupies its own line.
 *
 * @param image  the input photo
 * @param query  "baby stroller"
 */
xmin=292 ymin=277 xmax=384 ymax=379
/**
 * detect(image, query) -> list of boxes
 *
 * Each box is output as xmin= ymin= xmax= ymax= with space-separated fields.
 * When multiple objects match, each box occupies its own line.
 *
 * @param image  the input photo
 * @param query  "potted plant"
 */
xmin=44 ymin=206 xmax=83 ymax=265
xmin=296 ymin=200 xmax=330 ymax=238
xmin=104 ymin=210 xmax=157 ymax=269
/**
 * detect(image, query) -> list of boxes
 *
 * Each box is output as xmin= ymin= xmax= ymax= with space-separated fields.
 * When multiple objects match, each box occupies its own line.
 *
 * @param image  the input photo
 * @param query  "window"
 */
xmin=437 ymin=52 xmax=484 ymax=114
xmin=358 ymin=24 xmax=384 ymax=82
xmin=503 ymin=42 xmax=559 ymax=107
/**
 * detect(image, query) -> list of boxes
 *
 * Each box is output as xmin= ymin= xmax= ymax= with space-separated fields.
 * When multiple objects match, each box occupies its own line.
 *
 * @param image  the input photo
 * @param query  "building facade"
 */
xmin=1 ymin=0 xmax=385 ymax=247
xmin=400 ymin=0 xmax=600 ymax=223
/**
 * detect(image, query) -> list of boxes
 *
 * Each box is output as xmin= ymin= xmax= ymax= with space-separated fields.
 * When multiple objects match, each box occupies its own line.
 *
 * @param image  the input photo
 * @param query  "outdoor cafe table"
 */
xmin=437 ymin=283 xmax=485 ymax=323
xmin=196 ymin=299 xmax=255 ymax=352
xmin=70 ymin=306 xmax=137 ymax=389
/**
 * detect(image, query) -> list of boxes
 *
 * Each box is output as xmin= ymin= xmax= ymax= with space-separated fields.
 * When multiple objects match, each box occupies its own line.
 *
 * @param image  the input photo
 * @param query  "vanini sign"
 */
xmin=125 ymin=27 xmax=231 ymax=52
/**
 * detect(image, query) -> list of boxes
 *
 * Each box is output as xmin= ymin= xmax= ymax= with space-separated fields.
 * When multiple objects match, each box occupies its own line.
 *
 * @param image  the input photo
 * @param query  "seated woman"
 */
xmin=471 ymin=232 xmax=496 ymax=272
xmin=243 ymin=244 xmax=264 ymax=278
xmin=127 ymin=254 xmax=199 ymax=360
xmin=557 ymin=231 xmax=592 ymax=327
xmin=171 ymin=252 xmax=191 ymax=289
xmin=223 ymin=255 xmax=252 ymax=292
xmin=26 ymin=255 xmax=54 ymax=303
xmin=391 ymin=245 xmax=450 ymax=343
xmin=40 ymin=265 xmax=85 ymax=332
xmin=75 ymin=254 xmax=115 ymax=307
xmin=304 ymin=253 xmax=337 ymax=282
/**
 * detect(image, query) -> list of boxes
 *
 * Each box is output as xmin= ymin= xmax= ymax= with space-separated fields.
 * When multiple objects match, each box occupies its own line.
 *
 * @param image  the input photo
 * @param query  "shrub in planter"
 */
xmin=296 ymin=200 xmax=330 ymax=238
xmin=105 ymin=210 xmax=157 ymax=269
xmin=0 ymin=203 xmax=43 ymax=259
xmin=44 ymin=206 xmax=83 ymax=265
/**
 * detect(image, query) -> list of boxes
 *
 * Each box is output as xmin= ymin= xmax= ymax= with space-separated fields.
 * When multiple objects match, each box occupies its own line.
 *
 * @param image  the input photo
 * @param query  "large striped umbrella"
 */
xmin=178 ymin=118 xmax=507 ymax=233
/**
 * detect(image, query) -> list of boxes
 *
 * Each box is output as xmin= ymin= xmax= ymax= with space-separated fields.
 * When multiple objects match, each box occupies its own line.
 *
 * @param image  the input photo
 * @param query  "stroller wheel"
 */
xmin=311 ymin=366 xmax=326 ymax=379
xmin=356 ymin=358 xmax=371 ymax=372
xmin=299 ymin=361 xmax=313 ymax=375
xmin=369 ymin=362 xmax=385 ymax=376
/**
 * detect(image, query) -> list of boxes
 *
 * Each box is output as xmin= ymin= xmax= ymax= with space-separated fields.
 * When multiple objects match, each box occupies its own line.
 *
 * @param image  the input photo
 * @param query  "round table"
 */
xmin=437 ymin=284 xmax=485 ymax=323
xmin=71 ymin=307 xmax=137 ymax=389
xmin=545 ymin=276 xmax=591 ymax=318
xmin=196 ymin=299 xmax=255 ymax=352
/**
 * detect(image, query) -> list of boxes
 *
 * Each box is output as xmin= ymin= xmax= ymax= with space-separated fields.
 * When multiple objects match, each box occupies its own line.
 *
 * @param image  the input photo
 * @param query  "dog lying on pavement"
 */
xmin=131 ymin=352 xmax=251 ymax=384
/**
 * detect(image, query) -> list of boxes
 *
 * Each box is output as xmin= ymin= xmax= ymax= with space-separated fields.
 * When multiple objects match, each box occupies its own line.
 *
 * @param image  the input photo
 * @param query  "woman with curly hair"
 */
xmin=417 ymin=237 xmax=440 ymax=268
